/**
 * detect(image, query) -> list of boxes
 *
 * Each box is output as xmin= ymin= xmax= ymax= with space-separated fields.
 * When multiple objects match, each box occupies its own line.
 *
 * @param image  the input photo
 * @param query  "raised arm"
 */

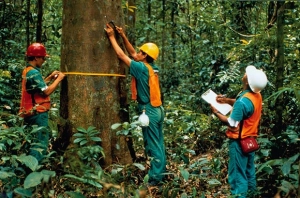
xmin=104 ymin=24 xmax=132 ymax=67
xmin=115 ymin=26 xmax=138 ymax=60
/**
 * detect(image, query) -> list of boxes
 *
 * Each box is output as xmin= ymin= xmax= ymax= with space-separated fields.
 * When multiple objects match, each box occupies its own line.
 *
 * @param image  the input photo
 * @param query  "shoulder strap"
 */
xmin=238 ymin=120 xmax=244 ymax=140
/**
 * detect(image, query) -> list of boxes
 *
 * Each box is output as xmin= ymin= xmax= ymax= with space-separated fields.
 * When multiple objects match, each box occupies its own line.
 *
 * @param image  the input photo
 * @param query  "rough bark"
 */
xmin=58 ymin=0 xmax=132 ymax=166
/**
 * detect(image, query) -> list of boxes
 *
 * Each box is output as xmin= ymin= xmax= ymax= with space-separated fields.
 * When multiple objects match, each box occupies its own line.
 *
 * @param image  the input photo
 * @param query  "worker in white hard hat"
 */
xmin=211 ymin=65 xmax=268 ymax=197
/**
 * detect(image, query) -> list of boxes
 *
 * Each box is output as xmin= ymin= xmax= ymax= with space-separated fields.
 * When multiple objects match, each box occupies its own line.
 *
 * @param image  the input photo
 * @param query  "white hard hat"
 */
xmin=246 ymin=65 xmax=268 ymax=93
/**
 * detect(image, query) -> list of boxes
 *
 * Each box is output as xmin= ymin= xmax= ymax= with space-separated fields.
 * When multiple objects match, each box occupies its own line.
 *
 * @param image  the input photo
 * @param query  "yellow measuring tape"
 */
xmin=62 ymin=72 xmax=126 ymax=77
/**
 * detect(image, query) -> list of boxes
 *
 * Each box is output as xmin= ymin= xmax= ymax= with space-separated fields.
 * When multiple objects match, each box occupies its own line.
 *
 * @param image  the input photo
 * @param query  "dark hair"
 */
xmin=141 ymin=51 xmax=154 ymax=63
xmin=26 ymin=56 xmax=35 ymax=61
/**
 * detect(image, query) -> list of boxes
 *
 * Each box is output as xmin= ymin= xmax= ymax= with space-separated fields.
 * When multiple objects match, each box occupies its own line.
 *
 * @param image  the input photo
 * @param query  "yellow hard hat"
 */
xmin=139 ymin=43 xmax=159 ymax=60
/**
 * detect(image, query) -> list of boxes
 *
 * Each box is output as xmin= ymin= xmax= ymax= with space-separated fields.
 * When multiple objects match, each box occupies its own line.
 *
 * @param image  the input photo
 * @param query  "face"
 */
xmin=242 ymin=73 xmax=249 ymax=88
xmin=136 ymin=51 xmax=147 ymax=61
xmin=35 ymin=57 xmax=46 ymax=67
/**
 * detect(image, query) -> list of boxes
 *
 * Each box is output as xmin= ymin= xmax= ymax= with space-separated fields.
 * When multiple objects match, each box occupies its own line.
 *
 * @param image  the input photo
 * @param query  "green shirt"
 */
xmin=129 ymin=60 xmax=160 ymax=105
xmin=230 ymin=90 xmax=254 ymax=122
xmin=25 ymin=66 xmax=47 ymax=94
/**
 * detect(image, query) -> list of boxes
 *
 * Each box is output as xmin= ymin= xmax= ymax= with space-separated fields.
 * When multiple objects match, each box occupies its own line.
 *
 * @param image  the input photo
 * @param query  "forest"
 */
xmin=0 ymin=0 xmax=299 ymax=197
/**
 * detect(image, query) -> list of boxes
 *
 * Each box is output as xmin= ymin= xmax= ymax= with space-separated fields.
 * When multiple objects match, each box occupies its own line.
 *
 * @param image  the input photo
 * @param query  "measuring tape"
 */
xmin=62 ymin=72 xmax=126 ymax=77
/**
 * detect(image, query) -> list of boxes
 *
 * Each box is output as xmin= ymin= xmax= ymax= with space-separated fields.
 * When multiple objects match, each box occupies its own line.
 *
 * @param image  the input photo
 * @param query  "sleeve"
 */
xmin=129 ymin=60 xmax=145 ymax=79
xmin=227 ymin=117 xmax=239 ymax=127
xmin=26 ymin=70 xmax=48 ymax=94
xmin=229 ymin=97 xmax=254 ymax=122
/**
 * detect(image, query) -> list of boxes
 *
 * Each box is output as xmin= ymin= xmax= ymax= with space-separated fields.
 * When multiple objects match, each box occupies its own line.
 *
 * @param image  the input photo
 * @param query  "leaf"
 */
xmin=0 ymin=171 xmax=16 ymax=179
xmin=87 ymin=126 xmax=97 ymax=132
xmin=180 ymin=192 xmax=188 ymax=198
xmin=64 ymin=174 xmax=102 ymax=188
xmin=79 ymin=140 xmax=88 ymax=146
xmin=133 ymin=163 xmax=146 ymax=171
xmin=256 ymin=159 xmax=283 ymax=174
xmin=111 ymin=123 xmax=122 ymax=130
xmin=180 ymin=168 xmax=189 ymax=181
xmin=74 ymin=137 xmax=85 ymax=144
xmin=41 ymin=170 xmax=56 ymax=182
xmin=76 ymin=127 xmax=87 ymax=133
xmin=73 ymin=133 xmax=84 ymax=137
xmin=90 ymin=137 xmax=102 ymax=142
xmin=207 ymin=179 xmax=221 ymax=185
xmin=14 ymin=187 xmax=32 ymax=197
xmin=281 ymin=153 xmax=299 ymax=176
xmin=17 ymin=155 xmax=39 ymax=171
xmin=24 ymin=172 xmax=43 ymax=189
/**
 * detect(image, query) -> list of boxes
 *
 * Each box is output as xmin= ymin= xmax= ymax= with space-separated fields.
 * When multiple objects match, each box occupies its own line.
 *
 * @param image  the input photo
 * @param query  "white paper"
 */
xmin=201 ymin=89 xmax=232 ymax=115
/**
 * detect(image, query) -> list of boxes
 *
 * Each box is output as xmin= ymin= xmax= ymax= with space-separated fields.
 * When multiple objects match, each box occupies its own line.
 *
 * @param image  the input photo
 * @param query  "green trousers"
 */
xmin=140 ymin=103 xmax=166 ymax=183
xmin=228 ymin=140 xmax=257 ymax=198
xmin=24 ymin=112 xmax=50 ymax=162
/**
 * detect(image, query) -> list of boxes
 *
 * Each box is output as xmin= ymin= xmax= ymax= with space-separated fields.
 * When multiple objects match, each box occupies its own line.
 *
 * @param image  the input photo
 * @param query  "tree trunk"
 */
xmin=26 ymin=0 xmax=30 ymax=47
xmin=272 ymin=1 xmax=285 ymax=159
xmin=58 ymin=0 xmax=132 ymax=167
xmin=274 ymin=2 xmax=285 ymax=135
xmin=36 ymin=0 xmax=43 ymax=42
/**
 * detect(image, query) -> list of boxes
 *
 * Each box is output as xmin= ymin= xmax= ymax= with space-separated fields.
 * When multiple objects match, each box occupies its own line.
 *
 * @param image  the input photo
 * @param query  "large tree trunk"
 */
xmin=58 ymin=0 xmax=132 ymax=167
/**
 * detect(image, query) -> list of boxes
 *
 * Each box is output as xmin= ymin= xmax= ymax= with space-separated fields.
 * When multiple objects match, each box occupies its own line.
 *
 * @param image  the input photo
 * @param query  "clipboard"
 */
xmin=201 ymin=89 xmax=232 ymax=115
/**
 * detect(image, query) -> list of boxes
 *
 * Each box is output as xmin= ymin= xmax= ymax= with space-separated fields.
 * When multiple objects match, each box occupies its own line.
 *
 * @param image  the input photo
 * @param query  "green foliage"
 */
xmin=73 ymin=126 xmax=104 ymax=163
xmin=1 ymin=0 xmax=300 ymax=197
xmin=0 ymin=120 xmax=55 ymax=192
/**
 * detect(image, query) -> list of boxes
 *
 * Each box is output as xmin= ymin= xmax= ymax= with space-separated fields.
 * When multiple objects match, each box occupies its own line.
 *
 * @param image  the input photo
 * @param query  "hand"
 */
xmin=210 ymin=105 xmax=219 ymax=114
xmin=104 ymin=24 xmax=115 ymax=37
xmin=55 ymin=72 xmax=65 ymax=81
xmin=50 ymin=70 xmax=60 ymax=79
xmin=216 ymin=94 xmax=226 ymax=104
xmin=115 ymin=26 xmax=125 ymax=37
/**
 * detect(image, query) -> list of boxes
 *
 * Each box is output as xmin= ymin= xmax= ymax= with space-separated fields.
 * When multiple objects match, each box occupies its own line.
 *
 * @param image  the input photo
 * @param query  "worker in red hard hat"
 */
xmin=105 ymin=24 xmax=166 ymax=187
xmin=20 ymin=43 xmax=65 ymax=162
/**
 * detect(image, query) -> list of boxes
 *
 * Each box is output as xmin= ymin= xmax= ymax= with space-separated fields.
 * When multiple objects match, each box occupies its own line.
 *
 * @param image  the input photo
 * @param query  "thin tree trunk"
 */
xmin=26 ymin=0 xmax=30 ymax=47
xmin=36 ymin=0 xmax=43 ymax=42
xmin=161 ymin=0 xmax=166 ymax=64
xmin=274 ymin=2 xmax=285 ymax=134
xmin=272 ymin=1 xmax=285 ymax=159
xmin=147 ymin=0 xmax=151 ymax=41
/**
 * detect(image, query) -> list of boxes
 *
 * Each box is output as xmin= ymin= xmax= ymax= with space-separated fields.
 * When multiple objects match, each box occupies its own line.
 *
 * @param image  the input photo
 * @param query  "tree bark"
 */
xmin=271 ymin=1 xmax=285 ymax=159
xmin=58 ymin=0 xmax=132 ymax=167
xmin=26 ymin=0 xmax=30 ymax=47
xmin=36 ymin=0 xmax=43 ymax=42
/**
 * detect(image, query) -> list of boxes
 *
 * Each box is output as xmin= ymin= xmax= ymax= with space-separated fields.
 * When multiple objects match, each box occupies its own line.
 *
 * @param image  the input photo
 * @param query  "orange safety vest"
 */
xmin=131 ymin=63 xmax=162 ymax=107
xmin=19 ymin=66 xmax=51 ymax=117
xmin=226 ymin=92 xmax=262 ymax=139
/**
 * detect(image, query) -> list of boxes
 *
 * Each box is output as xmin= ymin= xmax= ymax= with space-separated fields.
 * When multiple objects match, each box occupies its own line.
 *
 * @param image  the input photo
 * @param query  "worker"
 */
xmin=20 ymin=43 xmax=65 ymax=162
xmin=211 ymin=65 xmax=268 ymax=197
xmin=104 ymin=24 xmax=166 ymax=186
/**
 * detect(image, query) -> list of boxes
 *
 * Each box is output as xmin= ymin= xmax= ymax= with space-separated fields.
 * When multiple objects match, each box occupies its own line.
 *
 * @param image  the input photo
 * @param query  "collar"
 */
xmin=26 ymin=64 xmax=41 ymax=72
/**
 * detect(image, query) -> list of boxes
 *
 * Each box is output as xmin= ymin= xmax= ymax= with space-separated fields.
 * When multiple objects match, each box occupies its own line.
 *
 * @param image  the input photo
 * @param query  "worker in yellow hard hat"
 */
xmin=105 ymin=24 xmax=166 ymax=186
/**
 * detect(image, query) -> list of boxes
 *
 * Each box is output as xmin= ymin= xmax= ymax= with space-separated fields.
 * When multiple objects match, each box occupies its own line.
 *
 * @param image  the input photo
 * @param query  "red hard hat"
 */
xmin=26 ymin=43 xmax=48 ymax=57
